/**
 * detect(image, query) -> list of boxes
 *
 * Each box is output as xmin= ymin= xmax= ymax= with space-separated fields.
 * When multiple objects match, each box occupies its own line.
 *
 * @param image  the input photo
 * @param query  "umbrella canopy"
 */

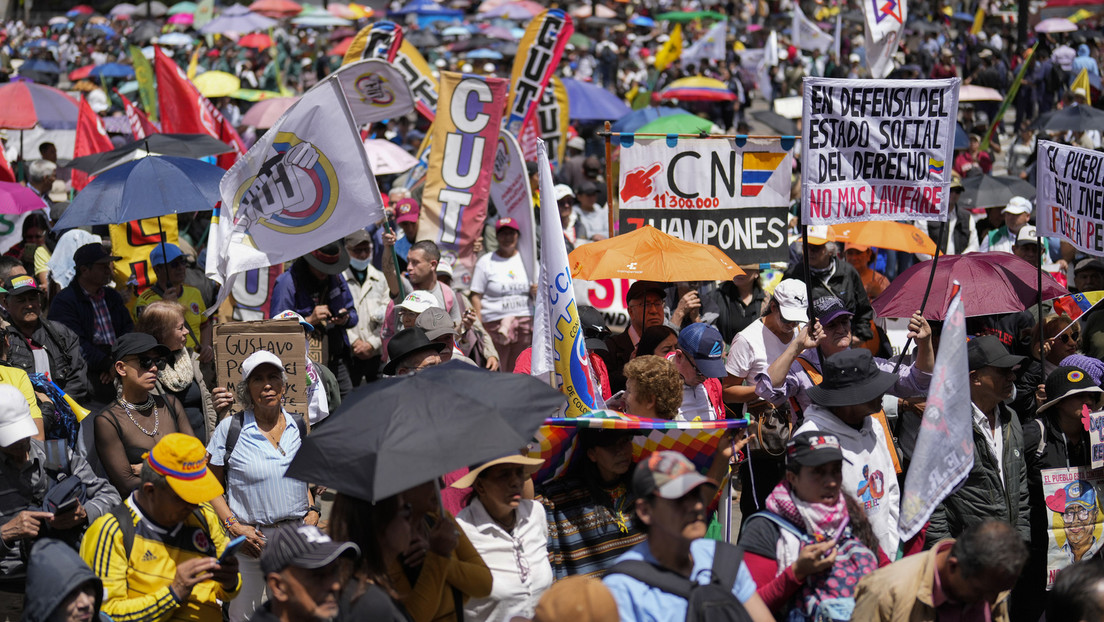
xmin=610 ymin=106 xmax=690 ymax=133
xmin=230 ymin=88 xmax=284 ymax=101
xmin=391 ymin=0 xmax=465 ymax=17
xmin=67 ymin=134 xmax=234 ymax=175
xmin=465 ymin=48 xmax=503 ymax=59
xmin=0 ymin=182 xmax=48 ymax=215
xmin=568 ymin=225 xmax=743 ymax=281
xmin=291 ymin=14 xmax=352 ymax=26
xmin=655 ymin=10 xmax=727 ymax=21
xmin=242 ymin=96 xmax=300 ymax=128
xmin=111 ymin=3 xmax=140 ymax=16
xmin=570 ymin=4 xmax=616 ymax=18
xmin=250 ymin=0 xmax=303 ymax=17
xmin=636 ymin=113 xmax=719 ymax=134
xmin=200 ymin=4 xmax=278 ymax=34
xmin=157 ymin=32 xmax=195 ymax=45
xmin=954 ymin=123 xmax=969 ymax=149
xmin=631 ymin=15 xmax=655 ymax=27
xmin=872 ymin=252 xmax=1069 ymax=319
xmin=193 ymin=70 xmax=242 ymax=97
xmin=20 ymin=59 xmax=61 ymax=75
xmin=441 ymin=24 xmax=471 ymax=36
xmin=90 ymin=63 xmax=135 ymax=78
xmin=68 ymin=5 xmax=95 ymax=15
xmin=1038 ymin=104 xmax=1104 ymax=132
xmin=478 ymin=1 xmax=542 ymax=18
xmin=136 ymin=1 xmax=169 ymax=16
xmin=130 ymin=20 xmax=163 ymax=40
xmin=958 ymin=174 xmax=1037 ymax=210
xmin=0 ymin=82 xmax=79 ymax=130
xmin=328 ymin=36 xmax=354 ymax=56
xmin=238 ymin=32 xmax=274 ymax=49
xmin=167 ymin=12 xmax=194 ymax=24
xmin=808 ymin=221 xmax=938 ymax=255
xmin=168 ymin=1 xmax=198 ymax=14
xmin=751 ymin=109 xmax=798 ymax=135
xmin=958 ymin=85 xmax=1003 ymax=102
xmin=405 ymin=30 xmax=441 ymax=47
xmin=364 ymin=139 xmax=419 ymax=175
xmin=658 ymin=76 xmax=737 ymax=102
xmin=1036 ymin=17 xmax=1078 ymax=32
xmin=561 ymin=77 xmax=631 ymax=121
xmin=55 ymin=156 xmax=224 ymax=231
xmin=286 ymin=360 xmax=567 ymax=502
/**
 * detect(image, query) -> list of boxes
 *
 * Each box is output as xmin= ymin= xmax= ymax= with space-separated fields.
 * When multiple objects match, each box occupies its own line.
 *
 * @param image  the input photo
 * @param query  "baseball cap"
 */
xmin=3 ymin=274 xmax=38 ymax=297
xmin=0 ymin=385 xmax=37 ymax=447
xmin=786 ymin=430 xmax=844 ymax=468
xmin=145 ymin=433 xmax=224 ymax=504
xmin=241 ymin=350 xmax=285 ymax=381
xmin=844 ymin=243 xmax=870 ymax=253
xmin=632 ymin=450 xmax=711 ymax=499
xmin=74 ymin=243 xmax=120 ymax=267
xmin=772 ymin=279 xmax=809 ymax=324
xmin=677 ymin=323 xmax=726 ymax=378
xmin=578 ymin=180 xmax=599 ymax=195
xmin=395 ymin=198 xmax=420 ymax=224
xmin=496 ymin=217 xmax=520 ymax=232
xmin=1015 ymin=225 xmax=1039 ymax=246
xmin=554 ymin=184 xmax=576 ymax=202
xmin=273 ymin=309 xmax=314 ymax=332
xmin=415 ymin=307 xmax=457 ymax=340
xmin=304 ymin=242 xmax=350 ymax=275
xmin=149 ymin=243 xmax=183 ymax=267
xmin=1046 ymin=479 xmax=1097 ymax=513
xmin=112 ymin=333 xmax=171 ymax=363
xmin=345 ymin=229 xmax=373 ymax=247
xmin=1076 ymin=258 xmax=1104 ymax=274
xmin=967 ymin=335 xmax=1026 ymax=371
xmin=626 ymin=280 xmax=665 ymax=303
xmin=260 ymin=524 xmax=360 ymax=574
xmin=567 ymin=136 xmax=586 ymax=151
xmin=1003 ymin=196 xmax=1032 ymax=215
xmin=813 ymin=295 xmax=853 ymax=325
xmin=399 ymin=290 xmax=440 ymax=314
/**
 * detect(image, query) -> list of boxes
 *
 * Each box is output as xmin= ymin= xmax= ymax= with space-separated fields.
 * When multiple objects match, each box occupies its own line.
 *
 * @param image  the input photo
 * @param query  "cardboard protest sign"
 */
xmin=1037 ymin=140 xmax=1104 ymax=255
xmin=214 ymin=318 xmax=308 ymax=416
xmin=801 ymin=77 xmax=960 ymax=225
xmin=1042 ymin=466 xmax=1104 ymax=588
xmin=617 ymin=136 xmax=793 ymax=264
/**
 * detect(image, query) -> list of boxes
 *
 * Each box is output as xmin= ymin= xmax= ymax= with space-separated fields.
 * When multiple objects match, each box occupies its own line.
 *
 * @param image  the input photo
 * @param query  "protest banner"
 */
xmin=1037 ymin=140 xmax=1104 ymax=255
xmin=342 ymin=21 xmax=403 ymax=64
xmin=489 ymin=130 xmax=536 ymax=278
xmin=420 ymin=71 xmax=508 ymax=289
xmin=617 ymin=136 xmax=793 ymax=264
xmin=1042 ymin=466 xmax=1104 ymax=588
xmin=538 ymin=77 xmax=570 ymax=169
xmin=217 ymin=265 xmax=285 ymax=323
xmin=109 ymin=217 xmax=179 ymax=289
xmin=801 ymin=77 xmax=960 ymax=225
xmin=214 ymin=318 xmax=308 ymax=415
xmin=1088 ymin=406 xmax=1104 ymax=470
xmin=326 ymin=59 xmax=416 ymax=126
xmin=503 ymin=9 xmax=573 ymax=138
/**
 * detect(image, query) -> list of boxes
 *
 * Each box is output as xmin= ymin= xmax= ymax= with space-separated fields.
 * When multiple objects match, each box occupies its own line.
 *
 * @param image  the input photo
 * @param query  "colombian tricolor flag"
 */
xmin=1053 ymin=290 xmax=1104 ymax=321
xmin=741 ymin=152 xmax=787 ymax=197
xmin=929 ymin=159 xmax=945 ymax=177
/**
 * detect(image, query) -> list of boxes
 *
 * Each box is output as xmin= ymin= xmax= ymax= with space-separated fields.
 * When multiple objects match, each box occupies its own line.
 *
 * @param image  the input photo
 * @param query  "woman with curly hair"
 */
xmin=622 ymin=355 xmax=683 ymax=420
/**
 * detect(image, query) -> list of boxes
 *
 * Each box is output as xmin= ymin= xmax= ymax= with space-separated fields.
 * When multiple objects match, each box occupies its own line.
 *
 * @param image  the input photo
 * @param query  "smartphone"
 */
xmin=219 ymin=535 xmax=247 ymax=563
xmin=54 ymin=497 xmax=79 ymax=515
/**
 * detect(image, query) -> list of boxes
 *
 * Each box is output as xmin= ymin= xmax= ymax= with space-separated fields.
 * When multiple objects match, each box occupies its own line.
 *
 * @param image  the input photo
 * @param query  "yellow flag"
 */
xmin=969 ymin=8 xmax=985 ymax=35
xmin=186 ymin=47 xmax=200 ymax=80
xmin=655 ymin=24 xmax=683 ymax=71
xmin=1074 ymin=68 xmax=1092 ymax=105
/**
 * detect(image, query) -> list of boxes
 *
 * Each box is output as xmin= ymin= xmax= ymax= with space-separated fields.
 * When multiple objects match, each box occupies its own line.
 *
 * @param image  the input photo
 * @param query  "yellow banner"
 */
xmin=109 ymin=217 xmax=179 ymax=291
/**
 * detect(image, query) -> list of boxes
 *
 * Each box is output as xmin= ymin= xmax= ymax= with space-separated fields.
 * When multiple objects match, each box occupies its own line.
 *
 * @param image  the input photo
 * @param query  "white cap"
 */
xmin=483 ymin=63 xmax=495 ymax=73
xmin=399 ymin=290 xmax=440 ymax=313
xmin=241 ymin=350 xmax=285 ymax=383
xmin=436 ymin=261 xmax=454 ymax=278
xmin=1003 ymin=196 xmax=1032 ymax=215
xmin=435 ymin=58 xmax=447 ymax=68
xmin=554 ymin=183 xmax=575 ymax=201
xmin=1015 ymin=225 xmax=1039 ymax=246
xmin=567 ymin=136 xmax=586 ymax=151
xmin=772 ymin=279 xmax=809 ymax=324
xmin=461 ymin=63 xmax=473 ymax=73
xmin=0 ymin=385 xmax=36 ymax=447
xmin=1074 ymin=87 xmax=1088 ymax=98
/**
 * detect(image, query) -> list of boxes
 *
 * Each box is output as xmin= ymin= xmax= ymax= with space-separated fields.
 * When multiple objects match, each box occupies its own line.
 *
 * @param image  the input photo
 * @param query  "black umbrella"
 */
xmin=1037 ymin=105 xmax=1104 ymax=133
xmin=906 ymin=19 xmax=943 ymax=33
xmin=129 ymin=20 xmax=162 ymax=42
xmin=66 ymin=133 xmax=233 ymax=175
xmin=286 ymin=360 xmax=568 ymax=502
xmin=958 ymin=173 xmax=1037 ymax=210
xmin=751 ymin=110 xmax=798 ymax=135
xmin=406 ymin=30 xmax=441 ymax=48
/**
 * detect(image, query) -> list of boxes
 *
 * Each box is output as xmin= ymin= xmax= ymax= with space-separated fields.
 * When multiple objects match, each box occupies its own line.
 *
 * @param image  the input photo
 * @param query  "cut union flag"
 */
xmin=741 ymin=152 xmax=787 ymax=197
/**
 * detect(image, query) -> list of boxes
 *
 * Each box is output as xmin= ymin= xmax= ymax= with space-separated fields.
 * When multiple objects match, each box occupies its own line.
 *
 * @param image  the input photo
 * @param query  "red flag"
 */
xmin=153 ymin=46 xmax=244 ymax=168
xmin=0 ymin=150 xmax=14 ymax=183
xmin=72 ymin=97 xmax=115 ymax=191
xmin=115 ymin=89 xmax=159 ymax=140
xmin=202 ymin=97 xmax=246 ymax=170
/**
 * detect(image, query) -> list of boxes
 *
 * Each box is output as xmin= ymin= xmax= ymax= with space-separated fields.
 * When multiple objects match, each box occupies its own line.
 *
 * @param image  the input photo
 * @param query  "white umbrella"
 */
xmin=958 ymin=85 xmax=1003 ymax=102
xmin=364 ymin=139 xmax=418 ymax=175
xmin=110 ymin=3 xmax=139 ymax=16
xmin=1035 ymin=18 xmax=1078 ymax=33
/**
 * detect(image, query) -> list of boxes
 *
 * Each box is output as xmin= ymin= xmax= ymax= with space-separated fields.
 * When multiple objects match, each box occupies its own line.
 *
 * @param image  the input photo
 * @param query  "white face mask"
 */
xmin=349 ymin=256 xmax=372 ymax=271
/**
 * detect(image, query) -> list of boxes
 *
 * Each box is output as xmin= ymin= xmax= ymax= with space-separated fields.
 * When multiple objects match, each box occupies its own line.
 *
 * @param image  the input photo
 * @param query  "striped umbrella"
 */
xmin=657 ymin=76 xmax=737 ymax=102
xmin=0 ymin=82 xmax=79 ymax=129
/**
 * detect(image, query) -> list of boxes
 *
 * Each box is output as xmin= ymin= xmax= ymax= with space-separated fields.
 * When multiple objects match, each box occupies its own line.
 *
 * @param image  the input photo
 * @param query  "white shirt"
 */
xmin=677 ymin=383 xmax=716 ymax=421
xmin=574 ymin=204 xmax=609 ymax=239
xmin=725 ymin=318 xmax=793 ymax=380
xmin=971 ymin=402 xmax=1005 ymax=489
xmin=457 ymin=498 xmax=554 ymax=622
xmin=471 ymin=251 xmax=532 ymax=323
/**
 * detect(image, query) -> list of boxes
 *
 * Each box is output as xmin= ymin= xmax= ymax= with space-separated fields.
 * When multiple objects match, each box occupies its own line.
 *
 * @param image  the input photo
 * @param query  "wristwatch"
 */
xmin=307 ymin=505 xmax=321 ymax=516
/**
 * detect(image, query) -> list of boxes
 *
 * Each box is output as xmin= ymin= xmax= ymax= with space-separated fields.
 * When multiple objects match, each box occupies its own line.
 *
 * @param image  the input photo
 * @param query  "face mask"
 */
xmin=349 ymin=256 xmax=371 ymax=271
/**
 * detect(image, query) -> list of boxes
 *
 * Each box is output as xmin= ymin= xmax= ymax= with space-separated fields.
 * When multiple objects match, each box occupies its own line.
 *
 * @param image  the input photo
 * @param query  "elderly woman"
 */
xmin=206 ymin=350 xmax=316 ymax=622
xmin=1014 ymin=314 xmax=1078 ymax=415
xmin=94 ymin=333 xmax=194 ymax=496
xmin=454 ymin=454 xmax=554 ymax=621
xmin=330 ymin=492 xmax=416 ymax=620
xmin=470 ymin=218 xmax=534 ymax=372
xmin=738 ymin=431 xmax=885 ymax=619
xmin=136 ymin=301 xmax=233 ymax=444
xmin=622 ymin=355 xmax=683 ymax=420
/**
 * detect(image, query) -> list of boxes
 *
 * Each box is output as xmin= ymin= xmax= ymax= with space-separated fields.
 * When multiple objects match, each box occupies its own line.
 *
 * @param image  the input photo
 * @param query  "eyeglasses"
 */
xmin=512 ymin=538 xmax=530 ymax=583
xmin=1063 ymin=507 xmax=1094 ymax=522
xmin=683 ymin=352 xmax=705 ymax=382
xmin=1059 ymin=332 xmax=1081 ymax=345
xmin=628 ymin=300 xmax=665 ymax=311
xmin=129 ymin=355 xmax=167 ymax=370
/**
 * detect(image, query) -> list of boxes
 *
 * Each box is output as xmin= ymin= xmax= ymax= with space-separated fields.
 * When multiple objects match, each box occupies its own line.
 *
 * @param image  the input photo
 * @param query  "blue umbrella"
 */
xmin=391 ymin=0 xmax=464 ymax=17
xmin=89 ymin=23 xmax=117 ymax=38
xmin=952 ymin=11 xmax=974 ymax=22
xmin=561 ymin=77 xmax=632 ymax=121
xmin=90 ymin=63 xmax=135 ymax=78
xmin=630 ymin=16 xmax=655 ymax=27
xmin=954 ymin=123 xmax=968 ymax=150
xmin=20 ymin=59 xmax=61 ymax=74
xmin=466 ymin=48 xmax=503 ymax=59
xmin=610 ymin=106 xmax=689 ymax=133
xmin=22 ymin=39 xmax=58 ymax=51
xmin=55 ymin=156 xmax=224 ymax=231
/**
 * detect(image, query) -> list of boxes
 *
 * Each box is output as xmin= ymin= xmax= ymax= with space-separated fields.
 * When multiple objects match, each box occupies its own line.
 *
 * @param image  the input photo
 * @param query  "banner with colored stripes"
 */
xmin=616 ymin=135 xmax=794 ymax=264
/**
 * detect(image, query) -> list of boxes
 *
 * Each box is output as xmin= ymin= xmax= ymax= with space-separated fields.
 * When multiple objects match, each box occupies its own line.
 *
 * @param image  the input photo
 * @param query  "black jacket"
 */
xmin=4 ymin=320 xmax=91 ymax=403
xmin=783 ymin=257 xmax=874 ymax=341
xmin=49 ymin=281 xmax=134 ymax=373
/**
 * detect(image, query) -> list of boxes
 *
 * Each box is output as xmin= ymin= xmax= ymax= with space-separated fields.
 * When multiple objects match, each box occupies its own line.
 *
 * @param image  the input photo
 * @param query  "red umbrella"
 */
xmin=68 ymin=64 xmax=96 ymax=81
xmin=872 ymin=252 xmax=1068 ymax=319
xmin=0 ymin=82 xmax=79 ymax=130
xmin=328 ymin=36 xmax=354 ymax=56
xmin=238 ymin=32 xmax=274 ymax=50
xmin=248 ymin=0 xmax=302 ymax=17
xmin=69 ymin=4 xmax=96 ymax=15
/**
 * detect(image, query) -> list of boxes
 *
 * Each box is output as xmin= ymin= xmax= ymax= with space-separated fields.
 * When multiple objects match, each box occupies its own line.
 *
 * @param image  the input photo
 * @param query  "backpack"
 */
xmin=109 ymin=503 xmax=209 ymax=558
xmin=223 ymin=410 xmax=307 ymax=464
xmin=746 ymin=512 xmax=879 ymax=622
xmin=606 ymin=541 xmax=754 ymax=622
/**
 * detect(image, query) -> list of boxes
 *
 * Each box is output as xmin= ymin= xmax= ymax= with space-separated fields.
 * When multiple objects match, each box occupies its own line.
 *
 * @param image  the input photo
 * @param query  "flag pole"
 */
xmin=891 ymin=219 xmax=947 ymax=374
xmin=604 ymin=120 xmax=617 ymax=238
xmin=1037 ymin=232 xmax=1044 ymax=369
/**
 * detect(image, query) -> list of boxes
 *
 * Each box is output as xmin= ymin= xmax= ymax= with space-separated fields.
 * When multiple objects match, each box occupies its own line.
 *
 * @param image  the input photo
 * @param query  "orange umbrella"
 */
xmin=808 ymin=221 xmax=938 ymax=255
xmin=238 ymin=32 xmax=274 ymax=50
xmin=568 ymin=225 xmax=743 ymax=282
xmin=248 ymin=0 xmax=302 ymax=17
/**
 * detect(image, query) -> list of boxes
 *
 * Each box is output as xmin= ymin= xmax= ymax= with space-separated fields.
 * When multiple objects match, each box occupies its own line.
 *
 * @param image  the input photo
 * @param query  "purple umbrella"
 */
xmin=0 ymin=182 xmax=48 ymax=215
xmin=199 ymin=4 xmax=278 ymax=34
xmin=872 ymin=252 xmax=1068 ymax=319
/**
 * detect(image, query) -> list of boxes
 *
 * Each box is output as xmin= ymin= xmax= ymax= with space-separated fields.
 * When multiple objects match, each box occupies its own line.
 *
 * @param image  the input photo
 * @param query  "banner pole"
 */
xmin=891 ymin=219 xmax=947 ymax=374
xmin=1037 ymin=233 xmax=1044 ymax=369
xmin=604 ymin=121 xmax=617 ymax=238
xmin=597 ymin=131 xmax=792 ymax=141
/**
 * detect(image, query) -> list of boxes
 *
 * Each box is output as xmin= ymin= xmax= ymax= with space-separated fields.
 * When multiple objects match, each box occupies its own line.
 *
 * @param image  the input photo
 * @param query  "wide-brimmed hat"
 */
xmin=450 ymin=453 xmax=545 ymax=489
xmin=807 ymin=349 xmax=899 ymax=408
xmin=145 ymin=433 xmax=224 ymax=504
xmin=1038 ymin=366 xmax=1104 ymax=415
xmin=303 ymin=242 xmax=350 ymax=275
xmin=383 ymin=327 xmax=445 ymax=375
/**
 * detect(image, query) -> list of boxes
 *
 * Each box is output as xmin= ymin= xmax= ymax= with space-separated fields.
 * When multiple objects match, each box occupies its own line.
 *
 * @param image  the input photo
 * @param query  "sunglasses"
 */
xmin=1059 ymin=331 xmax=1081 ymax=345
xmin=128 ymin=355 xmax=167 ymax=370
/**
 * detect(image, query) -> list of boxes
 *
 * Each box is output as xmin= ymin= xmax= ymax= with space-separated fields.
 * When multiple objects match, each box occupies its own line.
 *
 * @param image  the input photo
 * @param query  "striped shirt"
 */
xmin=79 ymin=494 xmax=239 ymax=622
xmin=206 ymin=410 xmax=308 ymax=526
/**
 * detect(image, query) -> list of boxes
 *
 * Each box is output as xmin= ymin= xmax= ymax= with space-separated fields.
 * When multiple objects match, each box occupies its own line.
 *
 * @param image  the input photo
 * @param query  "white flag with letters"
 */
xmin=683 ymin=21 xmax=728 ymax=67
xmin=792 ymin=5 xmax=834 ymax=54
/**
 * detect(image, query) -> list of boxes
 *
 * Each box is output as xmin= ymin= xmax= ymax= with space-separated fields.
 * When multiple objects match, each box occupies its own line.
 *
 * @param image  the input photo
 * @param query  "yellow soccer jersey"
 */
xmin=134 ymin=285 xmax=207 ymax=350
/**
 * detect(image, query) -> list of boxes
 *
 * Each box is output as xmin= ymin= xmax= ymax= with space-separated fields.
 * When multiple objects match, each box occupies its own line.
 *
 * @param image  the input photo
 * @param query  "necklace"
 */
xmin=261 ymin=416 xmax=286 ymax=456
xmin=118 ymin=393 xmax=155 ymax=411
xmin=121 ymin=401 xmax=159 ymax=437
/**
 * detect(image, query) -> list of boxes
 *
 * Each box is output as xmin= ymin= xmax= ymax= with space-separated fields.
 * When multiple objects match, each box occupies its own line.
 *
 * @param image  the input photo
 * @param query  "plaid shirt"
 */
xmin=83 ymin=287 xmax=116 ymax=346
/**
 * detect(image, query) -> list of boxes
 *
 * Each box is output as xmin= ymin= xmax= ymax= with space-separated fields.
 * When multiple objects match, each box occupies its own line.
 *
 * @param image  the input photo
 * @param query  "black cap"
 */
xmin=74 ymin=243 xmax=120 ymax=267
xmin=578 ymin=180 xmax=600 ymax=195
xmin=112 ymin=332 xmax=171 ymax=363
xmin=260 ymin=524 xmax=359 ymax=574
xmin=786 ymin=430 xmax=844 ymax=467
xmin=578 ymin=306 xmax=611 ymax=353
xmin=967 ymin=335 xmax=1026 ymax=371
xmin=383 ymin=327 xmax=446 ymax=375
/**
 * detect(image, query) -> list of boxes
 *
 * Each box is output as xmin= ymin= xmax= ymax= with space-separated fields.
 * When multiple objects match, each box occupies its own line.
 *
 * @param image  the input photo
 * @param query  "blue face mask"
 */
xmin=349 ymin=256 xmax=372 ymax=271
